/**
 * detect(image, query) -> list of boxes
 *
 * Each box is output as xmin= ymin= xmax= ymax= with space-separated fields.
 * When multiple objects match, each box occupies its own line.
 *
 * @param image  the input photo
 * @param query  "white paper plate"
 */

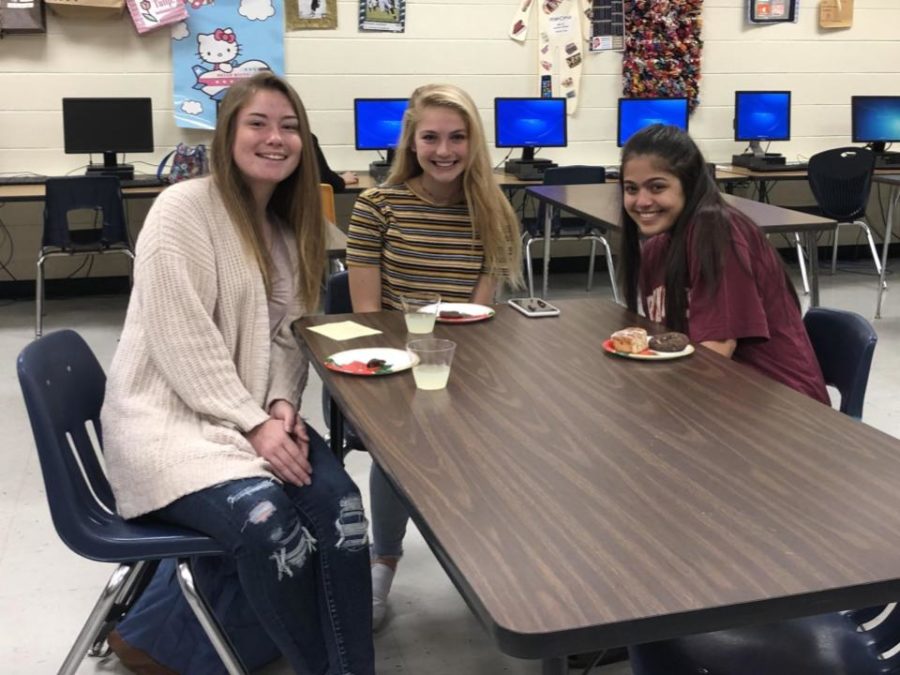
xmin=602 ymin=340 xmax=695 ymax=361
xmin=423 ymin=302 xmax=496 ymax=323
xmin=324 ymin=348 xmax=416 ymax=376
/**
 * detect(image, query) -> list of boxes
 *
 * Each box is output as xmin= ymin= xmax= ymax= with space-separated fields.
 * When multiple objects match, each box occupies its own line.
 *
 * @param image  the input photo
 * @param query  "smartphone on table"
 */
xmin=507 ymin=297 xmax=561 ymax=318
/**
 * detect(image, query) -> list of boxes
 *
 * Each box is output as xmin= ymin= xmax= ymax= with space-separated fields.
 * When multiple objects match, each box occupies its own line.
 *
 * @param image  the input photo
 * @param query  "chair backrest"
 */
xmin=319 ymin=182 xmax=336 ymax=224
xmin=17 ymin=330 xmax=117 ymax=558
xmin=803 ymin=307 xmax=877 ymax=419
xmin=806 ymin=147 xmax=875 ymax=222
xmin=43 ymin=176 xmax=129 ymax=250
xmin=534 ymin=165 xmax=606 ymax=236
xmin=325 ymin=270 xmax=352 ymax=314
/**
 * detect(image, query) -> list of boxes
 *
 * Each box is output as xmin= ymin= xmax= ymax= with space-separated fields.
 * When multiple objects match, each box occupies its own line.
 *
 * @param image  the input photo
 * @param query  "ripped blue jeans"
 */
xmin=154 ymin=427 xmax=374 ymax=675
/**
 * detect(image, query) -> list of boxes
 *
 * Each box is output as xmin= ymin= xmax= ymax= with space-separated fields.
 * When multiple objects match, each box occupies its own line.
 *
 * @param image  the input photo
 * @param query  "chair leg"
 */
xmin=586 ymin=239 xmax=597 ymax=292
xmin=832 ymin=223 xmax=842 ymax=275
xmin=87 ymin=559 xmax=158 ymax=657
xmin=597 ymin=235 xmax=620 ymax=305
xmin=176 ymin=558 xmax=248 ymax=675
xmin=794 ymin=232 xmax=810 ymax=295
xmin=859 ymin=220 xmax=886 ymax=289
xmin=525 ymin=237 xmax=540 ymax=298
xmin=35 ymin=255 xmax=47 ymax=340
xmin=57 ymin=563 xmax=143 ymax=675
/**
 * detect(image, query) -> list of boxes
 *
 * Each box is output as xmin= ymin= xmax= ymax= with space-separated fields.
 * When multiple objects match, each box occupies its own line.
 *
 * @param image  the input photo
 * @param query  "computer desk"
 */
xmin=0 ymin=179 xmax=348 ymax=257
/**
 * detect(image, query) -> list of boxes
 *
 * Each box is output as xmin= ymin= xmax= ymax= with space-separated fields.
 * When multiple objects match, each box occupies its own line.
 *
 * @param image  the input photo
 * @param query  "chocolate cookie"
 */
xmin=649 ymin=332 xmax=690 ymax=353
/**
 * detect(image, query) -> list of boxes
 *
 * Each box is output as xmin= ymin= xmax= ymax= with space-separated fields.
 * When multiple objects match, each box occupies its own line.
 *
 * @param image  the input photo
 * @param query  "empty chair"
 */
xmin=37 ymin=176 xmax=135 ymax=338
xmin=523 ymin=166 xmax=617 ymax=300
xmin=806 ymin=147 xmax=883 ymax=282
xmin=629 ymin=607 xmax=900 ymax=675
xmin=629 ymin=307 xmax=880 ymax=675
xmin=17 ymin=330 xmax=246 ymax=675
xmin=804 ymin=306 xmax=878 ymax=419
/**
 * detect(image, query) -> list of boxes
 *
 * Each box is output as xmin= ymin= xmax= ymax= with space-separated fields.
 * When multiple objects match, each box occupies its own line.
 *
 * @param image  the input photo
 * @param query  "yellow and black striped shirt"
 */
xmin=347 ymin=184 xmax=485 ymax=310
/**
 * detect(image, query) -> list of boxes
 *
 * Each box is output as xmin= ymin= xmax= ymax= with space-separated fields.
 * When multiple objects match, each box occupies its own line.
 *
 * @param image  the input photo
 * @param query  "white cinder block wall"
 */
xmin=1 ymin=0 xmax=899 ymax=280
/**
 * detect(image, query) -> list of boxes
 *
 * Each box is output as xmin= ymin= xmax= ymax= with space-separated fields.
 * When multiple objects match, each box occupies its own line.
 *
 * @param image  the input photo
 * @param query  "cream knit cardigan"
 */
xmin=101 ymin=177 xmax=309 ymax=519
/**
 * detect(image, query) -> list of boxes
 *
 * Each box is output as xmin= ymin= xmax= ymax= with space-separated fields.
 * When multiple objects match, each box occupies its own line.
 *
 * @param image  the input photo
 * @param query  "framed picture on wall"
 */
xmin=749 ymin=0 xmax=796 ymax=23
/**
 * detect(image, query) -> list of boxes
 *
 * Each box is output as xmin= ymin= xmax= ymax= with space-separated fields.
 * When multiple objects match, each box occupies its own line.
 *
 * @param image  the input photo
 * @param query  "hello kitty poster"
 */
xmin=171 ymin=0 xmax=285 ymax=129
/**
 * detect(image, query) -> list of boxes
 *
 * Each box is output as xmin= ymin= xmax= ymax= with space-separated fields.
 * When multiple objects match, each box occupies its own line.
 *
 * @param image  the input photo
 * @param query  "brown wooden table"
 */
xmin=295 ymin=299 xmax=900 ymax=674
xmin=527 ymin=183 xmax=836 ymax=306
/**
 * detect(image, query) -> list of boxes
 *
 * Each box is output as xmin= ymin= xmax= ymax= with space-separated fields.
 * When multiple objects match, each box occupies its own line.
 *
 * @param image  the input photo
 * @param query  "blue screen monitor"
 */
xmin=494 ymin=97 xmax=567 ymax=162
xmin=617 ymin=98 xmax=689 ymax=147
xmin=354 ymin=98 xmax=408 ymax=153
xmin=852 ymin=96 xmax=900 ymax=153
xmin=735 ymin=91 xmax=791 ymax=142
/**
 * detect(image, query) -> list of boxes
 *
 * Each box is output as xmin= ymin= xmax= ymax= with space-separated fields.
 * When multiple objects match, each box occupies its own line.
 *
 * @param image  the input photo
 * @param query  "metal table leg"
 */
xmin=541 ymin=656 xmax=567 ymax=675
xmin=806 ymin=230 xmax=820 ymax=308
xmin=541 ymin=204 xmax=554 ymax=298
xmin=876 ymin=186 xmax=897 ymax=319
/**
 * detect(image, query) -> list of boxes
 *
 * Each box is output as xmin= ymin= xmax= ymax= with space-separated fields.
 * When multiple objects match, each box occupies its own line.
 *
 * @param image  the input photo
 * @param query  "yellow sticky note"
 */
xmin=306 ymin=321 xmax=383 ymax=341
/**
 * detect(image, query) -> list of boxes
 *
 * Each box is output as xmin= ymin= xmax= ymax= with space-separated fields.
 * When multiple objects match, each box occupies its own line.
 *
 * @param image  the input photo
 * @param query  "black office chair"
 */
xmin=17 ymin=330 xmax=247 ymax=675
xmin=321 ymin=271 xmax=366 ymax=456
xmin=805 ymin=147 xmax=883 ymax=282
xmin=523 ymin=166 xmax=618 ymax=301
xmin=804 ymin=306 xmax=878 ymax=420
xmin=37 ymin=176 xmax=135 ymax=338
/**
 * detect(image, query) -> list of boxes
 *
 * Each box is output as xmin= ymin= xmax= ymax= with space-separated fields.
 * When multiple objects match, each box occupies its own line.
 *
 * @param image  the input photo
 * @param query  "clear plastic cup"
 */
xmin=400 ymin=292 xmax=440 ymax=334
xmin=407 ymin=338 xmax=456 ymax=390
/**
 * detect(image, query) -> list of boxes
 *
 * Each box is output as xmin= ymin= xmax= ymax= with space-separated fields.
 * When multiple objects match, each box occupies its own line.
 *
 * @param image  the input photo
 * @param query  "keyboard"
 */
xmin=739 ymin=161 xmax=808 ymax=173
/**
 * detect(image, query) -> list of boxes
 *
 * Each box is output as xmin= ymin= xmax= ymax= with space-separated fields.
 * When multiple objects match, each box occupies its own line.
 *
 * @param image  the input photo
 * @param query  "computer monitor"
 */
xmin=851 ymin=96 xmax=900 ymax=154
xmin=354 ymin=98 xmax=408 ymax=172
xmin=734 ymin=91 xmax=791 ymax=157
xmin=617 ymin=98 xmax=689 ymax=147
xmin=494 ymin=97 xmax=567 ymax=164
xmin=63 ymin=98 xmax=154 ymax=179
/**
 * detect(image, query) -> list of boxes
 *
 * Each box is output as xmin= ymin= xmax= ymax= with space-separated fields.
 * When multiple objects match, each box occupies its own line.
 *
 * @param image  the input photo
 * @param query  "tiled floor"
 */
xmin=0 ymin=262 xmax=897 ymax=674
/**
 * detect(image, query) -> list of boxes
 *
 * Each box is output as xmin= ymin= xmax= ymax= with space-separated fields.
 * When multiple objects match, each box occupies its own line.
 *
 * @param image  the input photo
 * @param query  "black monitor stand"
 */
xmin=869 ymin=143 xmax=900 ymax=168
xmin=369 ymin=149 xmax=395 ymax=183
xmin=86 ymin=151 xmax=134 ymax=180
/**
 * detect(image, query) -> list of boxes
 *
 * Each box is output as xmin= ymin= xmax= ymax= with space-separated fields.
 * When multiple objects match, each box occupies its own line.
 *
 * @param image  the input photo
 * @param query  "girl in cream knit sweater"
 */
xmin=101 ymin=73 xmax=374 ymax=674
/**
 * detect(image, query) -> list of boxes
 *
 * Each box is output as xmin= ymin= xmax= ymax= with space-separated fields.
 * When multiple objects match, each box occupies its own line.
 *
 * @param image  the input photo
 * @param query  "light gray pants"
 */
xmin=369 ymin=461 xmax=408 ymax=558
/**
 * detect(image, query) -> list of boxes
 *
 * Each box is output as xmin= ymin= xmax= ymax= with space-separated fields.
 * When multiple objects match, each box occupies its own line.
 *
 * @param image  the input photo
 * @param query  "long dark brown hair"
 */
xmin=617 ymin=124 xmax=798 ymax=332
xmin=211 ymin=71 xmax=324 ymax=310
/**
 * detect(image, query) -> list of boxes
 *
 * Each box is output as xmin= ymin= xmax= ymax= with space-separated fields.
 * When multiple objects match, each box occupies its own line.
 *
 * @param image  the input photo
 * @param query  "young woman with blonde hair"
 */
xmin=101 ymin=72 xmax=375 ymax=674
xmin=346 ymin=83 xmax=523 ymax=629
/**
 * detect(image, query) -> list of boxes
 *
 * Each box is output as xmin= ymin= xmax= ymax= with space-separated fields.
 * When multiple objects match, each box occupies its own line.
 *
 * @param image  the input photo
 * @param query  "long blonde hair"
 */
xmin=211 ymin=71 xmax=324 ymax=310
xmin=386 ymin=84 xmax=523 ymax=287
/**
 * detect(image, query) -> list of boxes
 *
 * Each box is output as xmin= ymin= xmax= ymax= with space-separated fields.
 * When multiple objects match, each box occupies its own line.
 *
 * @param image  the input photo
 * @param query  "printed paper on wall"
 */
xmin=172 ymin=0 xmax=285 ymax=130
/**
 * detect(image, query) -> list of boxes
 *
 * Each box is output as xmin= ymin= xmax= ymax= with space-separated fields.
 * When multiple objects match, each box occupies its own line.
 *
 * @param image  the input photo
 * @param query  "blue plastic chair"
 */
xmin=804 ymin=306 xmax=878 ymax=419
xmin=16 ymin=330 xmax=247 ymax=675
xmin=523 ymin=165 xmax=617 ymax=300
xmin=628 ymin=307 xmax=882 ymax=674
xmin=629 ymin=607 xmax=900 ymax=675
xmin=37 ymin=176 xmax=135 ymax=338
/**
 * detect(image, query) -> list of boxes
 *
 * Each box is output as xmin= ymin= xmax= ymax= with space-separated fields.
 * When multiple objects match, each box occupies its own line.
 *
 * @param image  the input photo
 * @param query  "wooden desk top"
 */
xmin=0 ymin=182 xmax=165 ymax=203
xmin=295 ymin=299 xmax=900 ymax=658
xmin=527 ymin=183 xmax=836 ymax=235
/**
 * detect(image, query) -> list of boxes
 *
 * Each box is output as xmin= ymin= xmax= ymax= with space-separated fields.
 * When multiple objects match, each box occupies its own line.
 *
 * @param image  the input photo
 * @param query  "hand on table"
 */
xmin=341 ymin=171 xmax=359 ymax=186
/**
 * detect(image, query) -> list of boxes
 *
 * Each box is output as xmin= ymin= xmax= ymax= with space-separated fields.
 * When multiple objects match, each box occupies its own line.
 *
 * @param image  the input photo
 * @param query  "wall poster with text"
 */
xmin=172 ymin=0 xmax=285 ymax=130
